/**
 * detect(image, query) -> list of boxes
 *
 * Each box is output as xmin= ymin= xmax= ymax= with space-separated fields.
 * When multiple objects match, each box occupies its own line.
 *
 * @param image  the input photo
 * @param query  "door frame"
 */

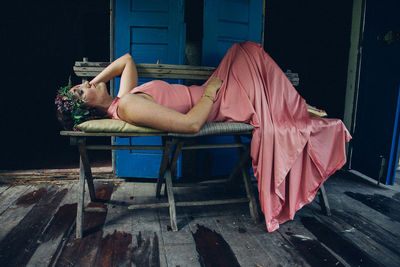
xmin=110 ymin=0 xmax=116 ymax=173
xmin=343 ymin=0 xmax=365 ymax=169
xmin=344 ymin=0 xmax=400 ymax=185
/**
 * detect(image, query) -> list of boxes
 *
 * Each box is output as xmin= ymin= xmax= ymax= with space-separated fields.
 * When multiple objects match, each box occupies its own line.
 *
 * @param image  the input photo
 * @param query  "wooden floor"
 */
xmin=0 ymin=170 xmax=399 ymax=267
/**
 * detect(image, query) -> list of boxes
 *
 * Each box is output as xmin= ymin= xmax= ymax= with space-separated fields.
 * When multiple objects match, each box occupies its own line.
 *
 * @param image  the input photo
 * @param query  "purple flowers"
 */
xmin=55 ymin=84 xmax=92 ymax=129
xmin=55 ymin=93 xmax=74 ymax=113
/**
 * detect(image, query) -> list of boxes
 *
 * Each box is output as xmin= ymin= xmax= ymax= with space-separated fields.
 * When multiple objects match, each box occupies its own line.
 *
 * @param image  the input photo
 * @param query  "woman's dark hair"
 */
xmin=56 ymin=104 xmax=104 ymax=130
xmin=57 ymin=108 xmax=75 ymax=130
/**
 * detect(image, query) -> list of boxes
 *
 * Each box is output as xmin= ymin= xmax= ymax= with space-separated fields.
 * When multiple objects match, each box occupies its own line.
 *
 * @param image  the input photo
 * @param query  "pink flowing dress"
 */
xmin=107 ymin=41 xmax=351 ymax=231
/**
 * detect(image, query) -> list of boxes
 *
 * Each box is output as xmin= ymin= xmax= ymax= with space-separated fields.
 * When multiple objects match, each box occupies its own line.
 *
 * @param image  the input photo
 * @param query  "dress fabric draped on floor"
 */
xmin=130 ymin=41 xmax=352 ymax=231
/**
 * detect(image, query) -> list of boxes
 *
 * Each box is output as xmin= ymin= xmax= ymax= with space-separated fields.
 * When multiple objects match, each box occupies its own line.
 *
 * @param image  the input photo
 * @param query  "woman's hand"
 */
xmin=204 ymin=77 xmax=222 ymax=99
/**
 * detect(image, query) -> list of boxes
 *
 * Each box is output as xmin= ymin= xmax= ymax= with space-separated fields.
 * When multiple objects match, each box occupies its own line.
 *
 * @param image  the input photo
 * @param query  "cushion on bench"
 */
xmin=77 ymin=119 xmax=163 ymax=133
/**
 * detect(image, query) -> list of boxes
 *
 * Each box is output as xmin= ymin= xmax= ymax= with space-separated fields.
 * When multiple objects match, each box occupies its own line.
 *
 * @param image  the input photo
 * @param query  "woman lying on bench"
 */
xmin=56 ymin=41 xmax=351 ymax=232
xmin=58 ymin=54 xmax=222 ymax=133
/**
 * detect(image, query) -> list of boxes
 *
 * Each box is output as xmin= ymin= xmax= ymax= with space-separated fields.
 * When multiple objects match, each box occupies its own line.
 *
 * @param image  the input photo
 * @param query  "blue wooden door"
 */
xmin=202 ymin=0 xmax=263 ymax=66
xmin=350 ymin=0 xmax=400 ymax=185
xmin=201 ymin=0 xmax=263 ymax=176
xmin=115 ymin=0 xmax=185 ymax=177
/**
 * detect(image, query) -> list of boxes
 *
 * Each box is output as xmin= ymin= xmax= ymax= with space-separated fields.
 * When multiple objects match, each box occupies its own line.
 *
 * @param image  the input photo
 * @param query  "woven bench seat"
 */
xmin=168 ymin=122 xmax=254 ymax=137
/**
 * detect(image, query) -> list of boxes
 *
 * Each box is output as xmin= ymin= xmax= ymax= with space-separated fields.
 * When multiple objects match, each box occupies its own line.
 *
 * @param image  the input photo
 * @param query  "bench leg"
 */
xmin=164 ymin=141 xmax=183 ymax=197
xmin=225 ymin=137 xmax=259 ymax=222
xmin=318 ymin=184 xmax=331 ymax=216
xmin=170 ymin=141 xmax=184 ymax=177
xmin=76 ymin=155 xmax=86 ymax=239
xmin=156 ymin=140 xmax=173 ymax=198
xmin=165 ymin=168 xmax=178 ymax=231
xmin=77 ymin=140 xmax=96 ymax=201
xmin=225 ymin=148 xmax=251 ymax=192
xmin=241 ymin=165 xmax=260 ymax=222
xmin=75 ymin=139 xmax=96 ymax=239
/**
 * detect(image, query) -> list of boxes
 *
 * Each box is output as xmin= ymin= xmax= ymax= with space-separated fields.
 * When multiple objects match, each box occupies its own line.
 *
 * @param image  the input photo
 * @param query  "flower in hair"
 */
xmin=55 ymin=78 xmax=91 ymax=130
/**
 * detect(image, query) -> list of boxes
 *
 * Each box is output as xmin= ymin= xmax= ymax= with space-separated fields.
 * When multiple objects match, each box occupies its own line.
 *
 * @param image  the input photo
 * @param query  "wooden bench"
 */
xmin=61 ymin=59 xmax=330 ymax=238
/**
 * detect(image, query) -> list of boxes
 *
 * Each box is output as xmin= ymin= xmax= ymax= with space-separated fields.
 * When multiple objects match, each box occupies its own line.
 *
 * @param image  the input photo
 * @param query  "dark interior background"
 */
xmin=1 ymin=0 xmax=110 ymax=169
xmin=264 ymin=0 xmax=353 ymax=119
xmin=0 ymin=0 xmax=352 ymax=170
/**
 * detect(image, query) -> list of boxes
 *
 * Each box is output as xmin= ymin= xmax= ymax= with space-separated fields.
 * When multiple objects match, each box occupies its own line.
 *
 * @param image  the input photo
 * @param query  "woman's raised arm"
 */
xmin=90 ymin=53 xmax=138 ymax=97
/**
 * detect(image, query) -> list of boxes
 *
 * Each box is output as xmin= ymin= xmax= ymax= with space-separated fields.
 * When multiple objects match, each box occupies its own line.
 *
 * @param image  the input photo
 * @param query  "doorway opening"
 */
xmin=264 ymin=0 xmax=353 ymax=119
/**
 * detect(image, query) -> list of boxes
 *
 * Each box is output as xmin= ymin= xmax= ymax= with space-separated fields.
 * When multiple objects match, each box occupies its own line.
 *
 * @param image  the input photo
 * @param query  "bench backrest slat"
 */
xmin=74 ymin=62 xmax=216 ymax=80
xmin=73 ymin=61 xmax=299 ymax=85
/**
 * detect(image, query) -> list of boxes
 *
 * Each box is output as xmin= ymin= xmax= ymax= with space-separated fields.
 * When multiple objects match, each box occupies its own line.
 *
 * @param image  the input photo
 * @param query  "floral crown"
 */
xmin=55 ymin=78 xmax=91 ymax=130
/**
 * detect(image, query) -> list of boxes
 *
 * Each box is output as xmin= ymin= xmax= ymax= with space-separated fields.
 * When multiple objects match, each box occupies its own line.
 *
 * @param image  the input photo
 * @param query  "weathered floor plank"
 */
xmin=0 ymin=185 xmax=68 ymax=266
xmin=54 ymin=182 xmax=114 ymax=267
xmin=240 ymin=218 xmax=311 ymax=267
xmin=0 ymin=185 xmax=34 ymax=215
xmin=277 ymin=217 xmax=346 ymax=267
xmin=131 ymin=182 xmax=168 ymax=267
xmin=94 ymin=182 xmax=134 ymax=267
xmin=302 ymin=205 xmax=400 ymax=266
xmin=186 ymin=215 xmax=234 ymax=267
xmin=102 ymin=181 xmax=134 ymax=236
xmin=0 ymin=185 xmax=40 ymax=242
xmin=345 ymin=191 xmax=400 ymax=222
xmin=330 ymin=208 xmax=400 ymax=255
xmin=163 ymin=243 xmax=201 ymax=267
xmin=26 ymin=182 xmax=76 ymax=267
xmin=0 ymin=185 xmax=11 ymax=195
xmin=208 ymin=215 xmax=273 ymax=267
xmin=325 ymin=179 xmax=400 ymax=236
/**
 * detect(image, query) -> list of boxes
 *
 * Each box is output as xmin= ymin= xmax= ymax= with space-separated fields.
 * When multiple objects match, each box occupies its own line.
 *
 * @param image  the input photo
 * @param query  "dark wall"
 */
xmin=1 ymin=0 xmax=109 ymax=169
xmin=264 ymin=0 xmax=353 ymax=119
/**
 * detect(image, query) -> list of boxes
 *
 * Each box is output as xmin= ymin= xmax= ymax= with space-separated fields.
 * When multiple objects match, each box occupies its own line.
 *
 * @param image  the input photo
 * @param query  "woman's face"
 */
xmin=70 ymin=81 xmax=107 ymax=106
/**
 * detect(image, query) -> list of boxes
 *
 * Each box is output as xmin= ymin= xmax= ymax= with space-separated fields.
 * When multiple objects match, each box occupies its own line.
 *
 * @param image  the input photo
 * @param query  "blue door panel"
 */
xmin=129 ymin=14 xmax=169 ymax=27
xmin=247 ymin=1 xmax=263 ymax=41
xmin=218 ymin=22 xmax=249 ymax=40
xmin=219 ymin=0 xmax=249 ymax=22
xmin=131 ymin=27 xmax=169 ymax=43
xmin=115 ymin=0 xmax=185 ymax=178
xmin=202 ymin=0 xmax=263 ymax=176
xmin=203 ymin=0 xmax=263 ymax=66
xmin=130 ymin=44 xmax=169 ymax=64
xmin=116 ymin=151 xmax=163 ymax=178
xmin=131 ymin=0 xmax=169 ymax=11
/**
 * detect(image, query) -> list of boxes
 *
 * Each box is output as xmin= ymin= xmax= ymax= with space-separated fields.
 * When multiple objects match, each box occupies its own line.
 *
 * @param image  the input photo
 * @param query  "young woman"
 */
xmin=57 ymin=41 xmax=351 ymax=232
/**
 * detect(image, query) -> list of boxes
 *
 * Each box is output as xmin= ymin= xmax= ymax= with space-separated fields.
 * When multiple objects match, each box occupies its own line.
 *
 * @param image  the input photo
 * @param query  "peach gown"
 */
xmin=107 ymin=41 xmax=351 ymax=232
